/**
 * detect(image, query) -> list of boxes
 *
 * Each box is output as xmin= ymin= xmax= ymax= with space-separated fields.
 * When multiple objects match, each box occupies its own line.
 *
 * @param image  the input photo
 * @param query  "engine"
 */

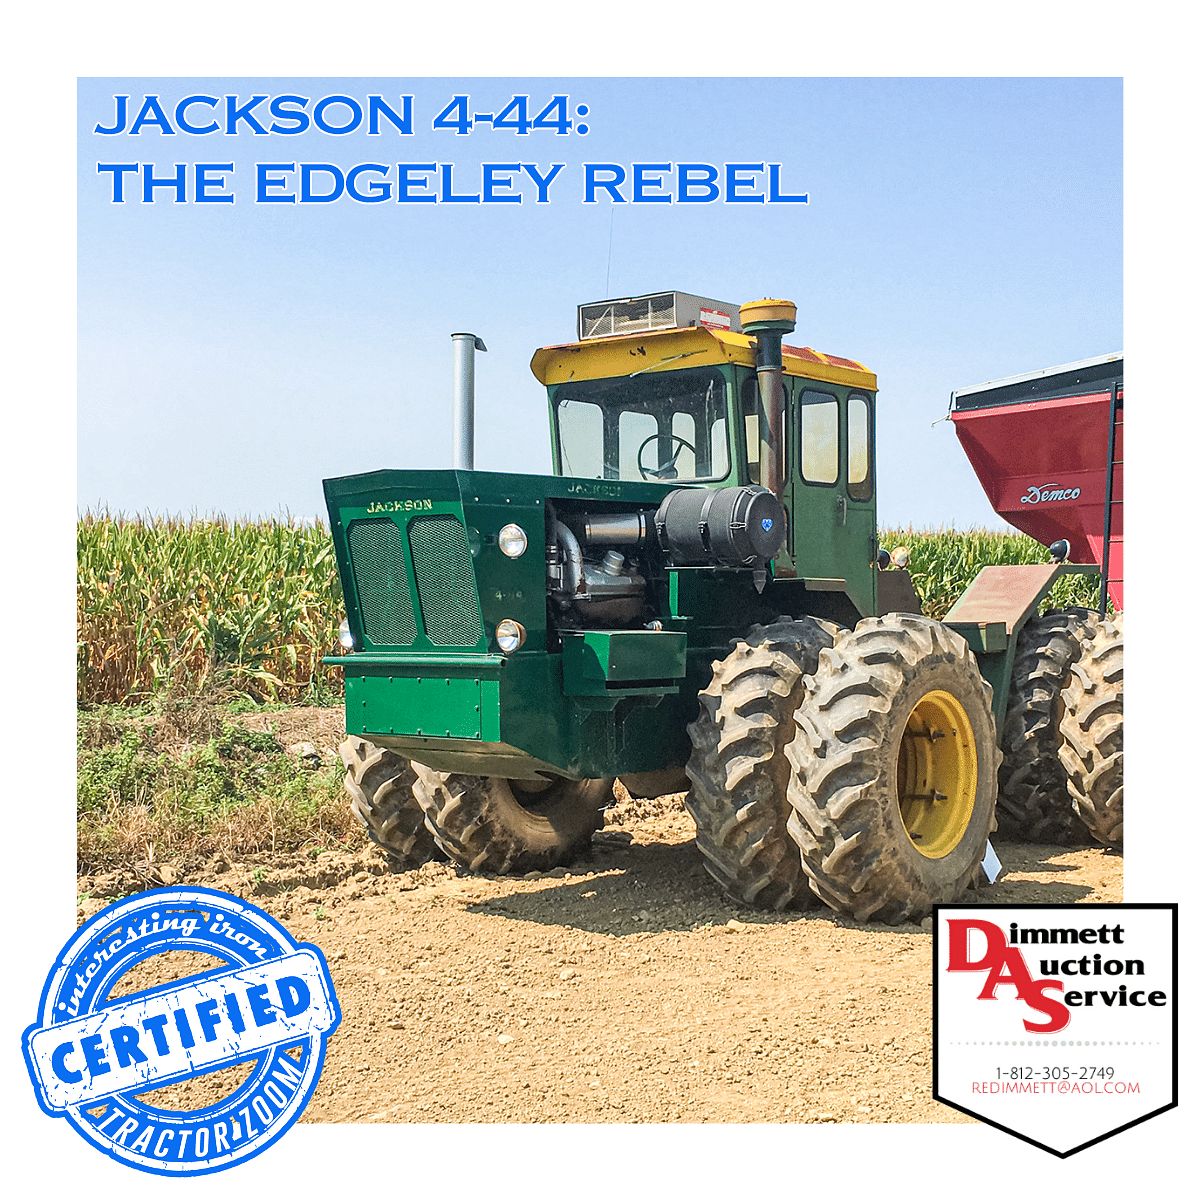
xmin=547 ymin=485 xmax=786 ymax=629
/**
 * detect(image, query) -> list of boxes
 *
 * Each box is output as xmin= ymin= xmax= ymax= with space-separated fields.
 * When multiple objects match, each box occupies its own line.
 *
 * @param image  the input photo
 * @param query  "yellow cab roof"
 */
xmin=529 ymin=324 xmax=877 ymax=392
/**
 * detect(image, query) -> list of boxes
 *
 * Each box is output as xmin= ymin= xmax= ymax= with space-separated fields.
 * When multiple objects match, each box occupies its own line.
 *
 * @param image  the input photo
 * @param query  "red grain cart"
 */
xmin=950 ymin=353 xmax=1123 ymax=611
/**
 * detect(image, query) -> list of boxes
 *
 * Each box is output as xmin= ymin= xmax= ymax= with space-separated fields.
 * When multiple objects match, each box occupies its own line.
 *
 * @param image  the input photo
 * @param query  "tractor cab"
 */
xmin=531 ymin=290 xmax=882 ymax=617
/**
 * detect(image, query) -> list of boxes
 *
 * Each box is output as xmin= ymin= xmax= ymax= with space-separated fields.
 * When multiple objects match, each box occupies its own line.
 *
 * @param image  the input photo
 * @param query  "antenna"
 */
xmin=605 ymin=205 xmax=615 ymax=295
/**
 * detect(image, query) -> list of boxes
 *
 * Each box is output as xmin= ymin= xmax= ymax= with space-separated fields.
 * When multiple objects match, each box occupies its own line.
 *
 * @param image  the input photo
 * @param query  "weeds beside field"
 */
xmin=77 ymin=684 xmax=356 ymax=872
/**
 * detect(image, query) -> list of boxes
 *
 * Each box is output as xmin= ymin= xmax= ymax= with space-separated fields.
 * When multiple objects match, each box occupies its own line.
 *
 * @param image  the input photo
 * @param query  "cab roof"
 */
xmin=530 ymin=324 xmax=877 ymax=392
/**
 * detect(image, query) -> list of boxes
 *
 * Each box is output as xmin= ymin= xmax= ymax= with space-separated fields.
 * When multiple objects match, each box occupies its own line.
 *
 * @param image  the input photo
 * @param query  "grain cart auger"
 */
xmin=324 ymin=291 xmax=1015 ymax=924
xmin=948 ymin=354 xmax=1124 ymax=848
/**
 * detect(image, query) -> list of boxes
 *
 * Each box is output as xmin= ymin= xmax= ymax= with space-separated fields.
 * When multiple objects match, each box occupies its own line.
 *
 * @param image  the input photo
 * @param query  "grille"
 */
xmin=346 ymin=519 xmax=418 ymax=646
xmin=408 ymin=515 xmax=483 ymax=647
xmin=579 ymin=293 xmax=677 ymax=339
xmin=577 ymin=291 xmax=742 ymax=340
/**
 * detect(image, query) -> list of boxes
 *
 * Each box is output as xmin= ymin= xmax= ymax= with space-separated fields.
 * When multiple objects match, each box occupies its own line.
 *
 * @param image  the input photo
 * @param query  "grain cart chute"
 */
xmin=324 ymin=291 xmax=1010 ymax=924
xmin=946 ymin=354 xmax=1123 ymax=847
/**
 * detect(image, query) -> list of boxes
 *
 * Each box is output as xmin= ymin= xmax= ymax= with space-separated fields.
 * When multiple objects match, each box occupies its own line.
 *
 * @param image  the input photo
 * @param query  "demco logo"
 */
xmin=1020 ymin=483 xmax=1082 ymax=505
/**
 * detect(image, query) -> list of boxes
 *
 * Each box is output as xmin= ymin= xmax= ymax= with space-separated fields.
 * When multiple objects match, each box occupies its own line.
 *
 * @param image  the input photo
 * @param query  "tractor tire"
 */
xmin=410 ymin=767 xmax=612 ymax=875
xmin=996 ymin=609 xmax=1096 ymax=844
xmin=339 ymin=736 xmax=442 ymax=868
xmin=785 ymin=613 xmax=1000 ymax=925
xmin=1058 ymin=614 xmax=1123 ymax=846
xmin=685 ymin=617 xmax=837 ymax=910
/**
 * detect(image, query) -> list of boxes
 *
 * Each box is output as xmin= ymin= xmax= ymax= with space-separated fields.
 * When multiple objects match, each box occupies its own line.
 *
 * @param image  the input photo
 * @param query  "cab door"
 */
xmin=786 ymin=382 xmax=877 ymax=618
xmin=842 ymin=390 xmax=878 ymax=615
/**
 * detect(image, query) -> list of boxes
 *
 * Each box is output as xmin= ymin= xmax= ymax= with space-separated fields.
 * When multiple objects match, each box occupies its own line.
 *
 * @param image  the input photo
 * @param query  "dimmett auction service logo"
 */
xmin=934 ymin=904 xmax=1176 ymax=1157
xmin=23 ymin=887 xmax=340 ymax=1177
xmin=944 ymin=914 xmax=1166 ymax=1034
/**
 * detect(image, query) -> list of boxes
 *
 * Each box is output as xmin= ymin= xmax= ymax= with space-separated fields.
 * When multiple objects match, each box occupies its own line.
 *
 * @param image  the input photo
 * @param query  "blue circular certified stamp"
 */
xmin=22 ymin=886 xmax=340 ymax=1176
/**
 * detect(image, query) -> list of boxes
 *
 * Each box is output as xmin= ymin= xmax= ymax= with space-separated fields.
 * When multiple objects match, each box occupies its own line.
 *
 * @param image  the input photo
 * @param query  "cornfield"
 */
xmin=879 ymin=526 xmax=1107 ymax=620
xmin=77 ymin=514 xmax=1108 ymax=707
xmin=78 ymin=513 xmax=343 ymax=706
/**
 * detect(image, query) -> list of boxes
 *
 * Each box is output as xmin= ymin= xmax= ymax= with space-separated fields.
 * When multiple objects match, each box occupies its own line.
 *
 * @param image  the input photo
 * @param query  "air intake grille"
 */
xmin=347 ymin=519 xmax=418 ymax=646
xmin=408 ymin=515 xmax=483 ymax=647
xmin=577 ymin=291 xmax=742 ymax=340
xmin=580 ymin=293 xmax=678 ymax=339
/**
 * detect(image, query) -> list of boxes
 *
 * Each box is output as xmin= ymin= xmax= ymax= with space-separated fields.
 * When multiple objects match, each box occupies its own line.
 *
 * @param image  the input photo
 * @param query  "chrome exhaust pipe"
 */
xmin=451 ymin=332 xmax=487 ymax=469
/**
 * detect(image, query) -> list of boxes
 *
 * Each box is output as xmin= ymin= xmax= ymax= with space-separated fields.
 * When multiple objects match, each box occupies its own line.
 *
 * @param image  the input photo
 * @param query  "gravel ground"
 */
xmin=79 ymin=788 xmax=1122 ymax=1125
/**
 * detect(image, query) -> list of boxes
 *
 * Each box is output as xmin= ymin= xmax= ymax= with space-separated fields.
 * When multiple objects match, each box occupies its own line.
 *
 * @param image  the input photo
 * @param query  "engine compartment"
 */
xmin=545 ymin=485 xmax=786 ymax=633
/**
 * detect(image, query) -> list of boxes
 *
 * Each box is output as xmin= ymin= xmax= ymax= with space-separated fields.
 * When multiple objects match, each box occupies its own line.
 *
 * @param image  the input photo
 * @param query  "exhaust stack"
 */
xmin=739 ymin=299 xmax=797 ymax=500
xmin=451 ymin=332 xmax=487 ymax=469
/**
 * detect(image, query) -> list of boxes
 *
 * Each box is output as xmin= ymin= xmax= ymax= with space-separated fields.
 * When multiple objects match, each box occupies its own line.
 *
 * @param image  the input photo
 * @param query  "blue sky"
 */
xmin=77 ymin=77 xmax=1122 ymax=528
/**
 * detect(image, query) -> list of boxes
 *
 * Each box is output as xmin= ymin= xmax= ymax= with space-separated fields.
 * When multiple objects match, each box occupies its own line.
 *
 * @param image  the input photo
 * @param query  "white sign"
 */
xmin=934 ymin=904 xmax=1176 ymax=1156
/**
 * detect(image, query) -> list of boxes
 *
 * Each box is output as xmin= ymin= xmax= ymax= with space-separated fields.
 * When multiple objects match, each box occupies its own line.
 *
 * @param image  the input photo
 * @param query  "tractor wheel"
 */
xmin=339 ymin=736 xmax=442 ymax=868
xmin=684 ymin=617 xmax=837 ymax=910
xmin=410 ymin=768 xmax=612 ymax=874
xmin=997 ymin=609 xmax=1095 ymax=844
xmin=785 ymin=614 xmax=1000 ymax=925
xmin=1058 ymin=614 xmax=1123 ymax=846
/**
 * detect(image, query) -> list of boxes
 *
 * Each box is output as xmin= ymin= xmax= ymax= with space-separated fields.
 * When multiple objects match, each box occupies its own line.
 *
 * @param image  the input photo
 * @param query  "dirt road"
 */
xmin=79 ymin=787 xmax=1122 ymax=1125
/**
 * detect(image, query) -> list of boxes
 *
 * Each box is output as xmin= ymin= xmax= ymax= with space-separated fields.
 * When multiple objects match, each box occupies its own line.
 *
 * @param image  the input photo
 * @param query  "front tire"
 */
xmin=340 ymin=736 xmax=441 ymax=868
xmin=410 ymin=768 xmax=612 ymax=874
xmin=685 ymin=618 xmax=836 ymax=910
xmin=786 ymin=614 xmax=1000 ymax=924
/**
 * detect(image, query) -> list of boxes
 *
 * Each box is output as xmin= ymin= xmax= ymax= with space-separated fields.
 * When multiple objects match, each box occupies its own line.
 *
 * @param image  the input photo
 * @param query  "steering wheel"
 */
xmin=636 ymin=432 xmax=697 ymax=480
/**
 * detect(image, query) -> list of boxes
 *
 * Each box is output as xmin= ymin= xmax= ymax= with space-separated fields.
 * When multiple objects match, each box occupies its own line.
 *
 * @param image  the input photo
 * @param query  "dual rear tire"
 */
xmin=996 ymin=610 xmax=1094 ymax=843
xmin=994 ymin=608 xmax=1124 ymax=848
xmin=1058 ymin=614 xmax=1124 ymax=846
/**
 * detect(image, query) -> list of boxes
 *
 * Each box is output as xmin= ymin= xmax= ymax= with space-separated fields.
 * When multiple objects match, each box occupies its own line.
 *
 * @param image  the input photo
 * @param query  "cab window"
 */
xmin=742 ymin=375 xmax=761 ymax=484
xmin=741 ymin=373 xmax=787 ymax=485
xmin=800 ymin=390 xmax=839 ymax=485
xmin=847 ymin=392 xmax=873 ymax=501
xmin=553 ymin=366 xmax=731 ymax=482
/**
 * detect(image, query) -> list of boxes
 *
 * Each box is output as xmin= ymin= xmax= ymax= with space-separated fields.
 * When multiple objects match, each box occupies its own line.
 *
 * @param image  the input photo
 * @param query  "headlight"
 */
xmin=338 ymin=617 xmax=355 ymax=650
xmin=495 ymin=619 xmax=526 ymax=654
xmin=497 ymin=523 xmax=528 ymax=558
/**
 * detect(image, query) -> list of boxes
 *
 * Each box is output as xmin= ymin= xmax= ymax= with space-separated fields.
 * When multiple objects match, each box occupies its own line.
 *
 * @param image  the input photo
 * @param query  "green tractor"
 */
xmin=323 ymin=291 xmax=1116 ymax=924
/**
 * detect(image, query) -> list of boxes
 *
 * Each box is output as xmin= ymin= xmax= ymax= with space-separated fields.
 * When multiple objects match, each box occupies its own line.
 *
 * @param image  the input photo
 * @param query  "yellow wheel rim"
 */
xmin=897 ymin=689 xmax=978 ymax=858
